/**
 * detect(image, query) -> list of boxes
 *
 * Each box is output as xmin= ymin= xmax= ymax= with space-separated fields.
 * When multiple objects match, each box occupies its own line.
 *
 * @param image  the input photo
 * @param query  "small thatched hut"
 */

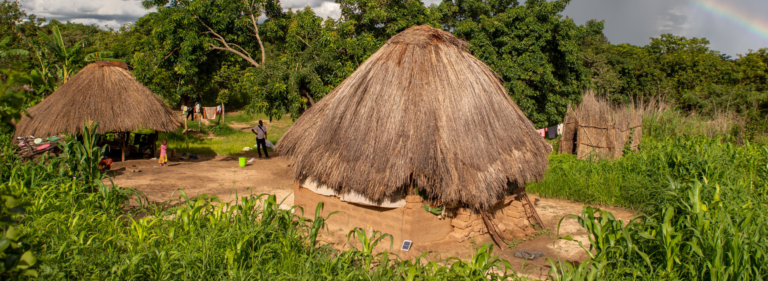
xmin=14 ymin=61 xmax=180 ymax=160
xmin=558 ymin=91 xmax=642 ymax=159
xmin=280 ymin=26 xmax=549 ymax=246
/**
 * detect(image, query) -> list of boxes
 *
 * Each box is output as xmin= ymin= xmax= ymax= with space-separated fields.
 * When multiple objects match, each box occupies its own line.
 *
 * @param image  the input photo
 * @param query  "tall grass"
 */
xmin=534 ymin=104 xmax=768 ymax=279
xmin=641 ymin=100 xmax=739 ymax=140
xmin=529 ymin=136 xmax=767 ymax=212
xmin=551 ymin=179 xmax=768 ymax=280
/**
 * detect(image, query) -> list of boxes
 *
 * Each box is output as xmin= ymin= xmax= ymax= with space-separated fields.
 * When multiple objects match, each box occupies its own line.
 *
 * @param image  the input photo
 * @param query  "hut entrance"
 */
xmin=559 ymin=91 xmax=642 ymax=160
xmin=98 ymin=131 xmax=160 ymax=161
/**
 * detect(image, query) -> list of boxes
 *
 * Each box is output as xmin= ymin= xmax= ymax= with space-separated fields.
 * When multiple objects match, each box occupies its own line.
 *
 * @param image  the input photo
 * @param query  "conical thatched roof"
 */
xmin=277 ymin=25 xmax=550 ymax=210
xmin=15 ymin=62 xmax=180 ymax=137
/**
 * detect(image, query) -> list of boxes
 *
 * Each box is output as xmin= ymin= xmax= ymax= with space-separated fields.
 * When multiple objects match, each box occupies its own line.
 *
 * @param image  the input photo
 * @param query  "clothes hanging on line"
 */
xmin=557 ymin=124 xmax=563 ymax=135
xmin=536 ymin=128 xmax=547 ymax=137
xmin=547 ymin=125 xmax=558 ymax=139
xmin=203 ymin=107 xmax=218 ymax=119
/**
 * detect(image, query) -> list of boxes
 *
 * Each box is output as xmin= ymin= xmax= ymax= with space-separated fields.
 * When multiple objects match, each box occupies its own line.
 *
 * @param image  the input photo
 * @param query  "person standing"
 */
xmin=159 ymin=139 xmax=168 ymax=166
xmin=251 ymin=120 xmax=269 ymax=158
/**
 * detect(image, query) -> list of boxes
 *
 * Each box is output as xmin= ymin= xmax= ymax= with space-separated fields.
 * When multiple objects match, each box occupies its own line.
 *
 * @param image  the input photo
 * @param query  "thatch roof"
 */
xmin=277 ymin=25 xmax=550 ymax=210
xmin=14 ymin=62 xmax=180 ymax=137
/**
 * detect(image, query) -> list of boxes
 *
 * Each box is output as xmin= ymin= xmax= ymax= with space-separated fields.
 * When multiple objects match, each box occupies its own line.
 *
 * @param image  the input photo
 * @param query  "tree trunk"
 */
xmin=301 ymin=89 xmax=315 ymax=106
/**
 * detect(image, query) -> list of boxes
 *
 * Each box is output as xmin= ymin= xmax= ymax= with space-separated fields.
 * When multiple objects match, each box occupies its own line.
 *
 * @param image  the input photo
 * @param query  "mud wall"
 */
xmin=293 ymin=183 xmax=453 ymax=245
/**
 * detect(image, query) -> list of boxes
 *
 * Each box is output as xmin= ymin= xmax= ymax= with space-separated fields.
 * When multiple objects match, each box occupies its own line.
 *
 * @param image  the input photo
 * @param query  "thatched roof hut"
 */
xmin=277 ymin=25 xmax=550 ymax=210
xmin=14 ymin=61 xmax=180 ymax=137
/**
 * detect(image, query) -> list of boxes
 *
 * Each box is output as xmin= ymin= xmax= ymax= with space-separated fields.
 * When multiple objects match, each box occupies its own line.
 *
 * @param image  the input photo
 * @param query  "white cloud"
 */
xmin=312 ymin=2 xmax=341 ymax=19
xmin=18 ymin=0 xmax=153 ymax=28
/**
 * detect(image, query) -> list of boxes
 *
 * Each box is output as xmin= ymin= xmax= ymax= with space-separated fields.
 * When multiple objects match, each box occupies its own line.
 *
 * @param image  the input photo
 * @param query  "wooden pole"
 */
xmin=121 ymin=132 xmax=125 ymax=162
xmin=151 ymin=132 xmax=158 ymax=158
xmin=221 ymin=103 xmax=225 ymax=123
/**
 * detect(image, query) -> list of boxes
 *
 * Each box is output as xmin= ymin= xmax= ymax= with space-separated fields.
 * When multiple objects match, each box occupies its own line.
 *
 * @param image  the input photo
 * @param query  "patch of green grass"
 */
xmin=157 ymin=112 xmax=294 ymax=156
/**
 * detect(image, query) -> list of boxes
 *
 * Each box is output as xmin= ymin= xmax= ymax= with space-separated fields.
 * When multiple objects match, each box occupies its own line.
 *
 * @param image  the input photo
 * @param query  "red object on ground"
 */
xmin=99 ymin=158 xmax=113 ymax=170
xmin=35 ymin=144 xmax=51 ymax=150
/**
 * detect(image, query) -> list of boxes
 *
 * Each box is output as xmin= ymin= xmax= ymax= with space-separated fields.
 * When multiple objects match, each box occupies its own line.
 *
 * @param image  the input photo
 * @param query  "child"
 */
xmin=159 ymin=140 xmax=168 ymax=166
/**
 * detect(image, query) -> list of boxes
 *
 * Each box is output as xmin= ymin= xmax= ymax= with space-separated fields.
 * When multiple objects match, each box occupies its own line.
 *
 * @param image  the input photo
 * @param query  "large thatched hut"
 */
xmin=279 ymin=26 xmax=549 ymax=246
xmin=14 ymin=61 xmax=180 ymax=160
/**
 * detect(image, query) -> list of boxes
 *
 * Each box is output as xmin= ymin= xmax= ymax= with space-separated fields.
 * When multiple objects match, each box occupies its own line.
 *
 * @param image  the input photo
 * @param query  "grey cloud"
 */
xmin=562 ymin=0 xmax=688 ymax=46
xmin=562 ymin=0 xmax=768 ymax=56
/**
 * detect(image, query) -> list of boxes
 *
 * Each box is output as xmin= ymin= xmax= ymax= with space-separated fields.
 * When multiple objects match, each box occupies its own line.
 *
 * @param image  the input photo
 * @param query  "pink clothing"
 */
xmin=160 ymin=144 xmax=167 ymax=157
xmin=536 ymin=128 xmax=547 ymax=137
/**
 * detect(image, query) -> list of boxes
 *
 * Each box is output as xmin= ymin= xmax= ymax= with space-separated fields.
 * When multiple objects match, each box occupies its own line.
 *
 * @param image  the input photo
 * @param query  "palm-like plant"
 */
xmin=37 ymin=26 xmax=84 ymax=84
xmin=0 ymin=36 xmax=29 ymax=58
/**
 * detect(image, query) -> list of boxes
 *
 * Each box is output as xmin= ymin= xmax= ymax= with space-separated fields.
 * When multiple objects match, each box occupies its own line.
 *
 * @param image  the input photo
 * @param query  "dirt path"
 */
xmin=107 ymin=154 xmax=295 ymax=207
xmin=107 ymin=154 xmax=635 ymax=280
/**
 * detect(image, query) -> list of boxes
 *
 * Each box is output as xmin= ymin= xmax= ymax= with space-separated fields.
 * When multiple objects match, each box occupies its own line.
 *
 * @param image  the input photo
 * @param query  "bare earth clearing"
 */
xmin=107 ymin=152 xmax=634 ymax=280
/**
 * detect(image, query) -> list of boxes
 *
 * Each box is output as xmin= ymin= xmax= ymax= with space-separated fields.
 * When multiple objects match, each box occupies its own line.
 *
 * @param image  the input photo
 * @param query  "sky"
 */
xmin=16 ymin=0 xmax=768 ymax=56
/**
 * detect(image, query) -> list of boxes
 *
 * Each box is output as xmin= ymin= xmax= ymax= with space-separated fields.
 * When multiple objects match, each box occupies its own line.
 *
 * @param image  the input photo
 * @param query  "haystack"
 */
xmin=280 ymin=26 xmax=549 ymax=246
xmin=559 ymin=91 xmax=642 ymax=159
xmin=14 ymin=61 xmax=181 ymax=160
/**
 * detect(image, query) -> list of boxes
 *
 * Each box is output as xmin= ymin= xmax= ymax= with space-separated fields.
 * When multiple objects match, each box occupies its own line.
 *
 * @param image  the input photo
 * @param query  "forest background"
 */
xmin=1 ymin=0 xmax=767 ymax=133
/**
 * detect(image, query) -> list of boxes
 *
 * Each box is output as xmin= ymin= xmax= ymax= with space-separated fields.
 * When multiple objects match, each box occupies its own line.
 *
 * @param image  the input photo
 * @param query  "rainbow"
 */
xmin=692 ymin=0 xmax=768 ymax=43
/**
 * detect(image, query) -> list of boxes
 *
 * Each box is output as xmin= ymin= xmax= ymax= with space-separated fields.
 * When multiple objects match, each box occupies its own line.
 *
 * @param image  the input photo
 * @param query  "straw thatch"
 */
xmin=14 ymin=62 xmax=180 ymax=137
xmin=277 ymin=25 xmax=550 ymax=210
xmin=558 ymin=104 xmax=578 ymax=154
xmin=559 ymin=91 xmax=642 ymax=159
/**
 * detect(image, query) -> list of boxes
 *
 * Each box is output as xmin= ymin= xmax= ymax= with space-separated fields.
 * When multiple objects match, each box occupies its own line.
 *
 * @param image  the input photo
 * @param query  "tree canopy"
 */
xmin=0 ymin=0 xmax=766 ymax=128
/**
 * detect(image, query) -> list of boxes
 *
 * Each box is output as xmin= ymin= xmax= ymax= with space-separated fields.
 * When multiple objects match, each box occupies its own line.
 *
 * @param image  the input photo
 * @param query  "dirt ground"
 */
xmin=107 ymin=153 xmax=635 ymax=280
xmin=108 ymin=153 xmax=295 ymax=207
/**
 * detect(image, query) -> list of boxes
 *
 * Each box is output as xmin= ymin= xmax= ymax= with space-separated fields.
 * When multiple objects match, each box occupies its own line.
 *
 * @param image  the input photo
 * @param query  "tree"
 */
xmin=133 ymin=0 xmax=282 ymax=106
xmin=0 ymin=36 xmax=28 ymax=58
xmin=36 ymin=26 xmax=84 ymax=83
xmin=438 ymin=0 xmax=595 ymax=127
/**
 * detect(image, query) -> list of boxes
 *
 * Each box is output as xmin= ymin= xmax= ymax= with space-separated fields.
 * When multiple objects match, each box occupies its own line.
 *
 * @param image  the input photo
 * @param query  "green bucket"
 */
xmin=239 ymin=157 xmax=247 ymax=167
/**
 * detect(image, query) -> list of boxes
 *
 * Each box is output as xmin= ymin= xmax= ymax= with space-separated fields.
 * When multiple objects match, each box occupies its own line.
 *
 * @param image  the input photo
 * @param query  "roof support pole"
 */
xmin=121 ymin=132 xmax=126 ymax=162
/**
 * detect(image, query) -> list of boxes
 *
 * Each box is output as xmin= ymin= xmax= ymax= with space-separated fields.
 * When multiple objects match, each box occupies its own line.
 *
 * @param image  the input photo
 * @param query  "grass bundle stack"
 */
xmin=559 ymin=90 xmax=642 ymax=160
xmin=558 ymin=104 xmax=578 ymax=154
xmin=14 ymin=62 xmax=181 ymax=137
xmin=277 ymin=25 xmax=550 ymax=211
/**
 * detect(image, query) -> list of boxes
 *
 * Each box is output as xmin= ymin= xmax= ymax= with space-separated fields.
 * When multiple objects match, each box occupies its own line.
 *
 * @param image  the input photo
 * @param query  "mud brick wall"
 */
xmin=293 ymin=182 xmax=453 ymax=246
xmin=449 ymin=195 xmax=535 ymax=242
